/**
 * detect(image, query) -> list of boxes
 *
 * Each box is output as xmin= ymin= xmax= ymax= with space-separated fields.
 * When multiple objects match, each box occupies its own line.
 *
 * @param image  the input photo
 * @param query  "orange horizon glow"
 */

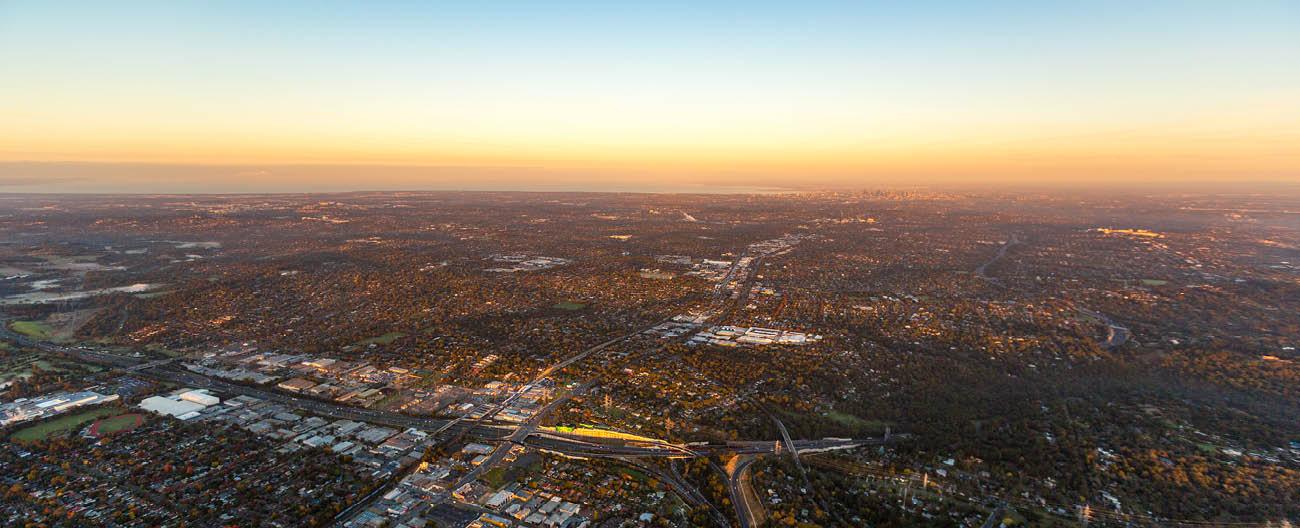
xmin=2 ymin=2 xmax=1299 ymax=191
xmin=6 ymin=110 xmax=1296 ymax=187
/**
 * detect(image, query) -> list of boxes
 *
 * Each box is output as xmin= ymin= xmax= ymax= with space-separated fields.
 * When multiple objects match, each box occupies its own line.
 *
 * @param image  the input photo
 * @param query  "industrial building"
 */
xmin=1 ymin=390 xmax=120 ymax=427
xmin=138 ymin=388 xmax=221 ymax=420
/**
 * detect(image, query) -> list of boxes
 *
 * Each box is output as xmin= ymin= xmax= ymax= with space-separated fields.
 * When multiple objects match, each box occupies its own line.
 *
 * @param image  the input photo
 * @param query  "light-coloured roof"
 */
xmin=139 ymin=396 xmax=206 ymax=417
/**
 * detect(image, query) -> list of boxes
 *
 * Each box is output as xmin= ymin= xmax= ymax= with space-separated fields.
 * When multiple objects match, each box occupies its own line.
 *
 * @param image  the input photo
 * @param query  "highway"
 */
xmin=974 ymin=233 xmax=1021 ymax=283
xmin=0 ymin=322 xmax=520 ymax=440
xmin=3 ymin=304 xmax=906 ymax=528
xmin=623 ymin=458 xmax=732 ymax=528
xmin=521 ymin=432 xmax=897 ymax=458
xmin=712 ymin=250 xmax=751 ymax=302
xmin=158 ymin=365 xmax=511 ymax=436
xmin=725 ymin=455 xmax=765 ymax=528
xmin=772 ymin=417 xmax=807 ymax=478
xmin=969 ymin=235 xmax=1131 ymax=350
xmin=1075 ymin=306 xmax=1130 ymax=348
xmin=335 ymin=317 xmax=671 ymax=526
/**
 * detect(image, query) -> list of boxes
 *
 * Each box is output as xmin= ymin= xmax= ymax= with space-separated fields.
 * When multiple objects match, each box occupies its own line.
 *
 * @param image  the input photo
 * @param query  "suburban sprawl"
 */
xmin=2 ymin=190 xmax=1298 ymax=528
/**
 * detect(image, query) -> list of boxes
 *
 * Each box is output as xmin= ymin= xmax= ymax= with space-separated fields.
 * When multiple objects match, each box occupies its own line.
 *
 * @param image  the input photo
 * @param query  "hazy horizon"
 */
xmin=3 ymin=1 xmax=1298 ymax=192
xmin=2 ymin=4 xmax=1298 ymax=522
xmin=4 ymin=160 xmax=1300 ymax=195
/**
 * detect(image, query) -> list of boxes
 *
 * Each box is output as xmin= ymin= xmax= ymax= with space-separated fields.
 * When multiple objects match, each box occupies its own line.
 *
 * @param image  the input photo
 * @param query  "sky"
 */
xmin=1 ymin=1 xmax=1298 ymax=193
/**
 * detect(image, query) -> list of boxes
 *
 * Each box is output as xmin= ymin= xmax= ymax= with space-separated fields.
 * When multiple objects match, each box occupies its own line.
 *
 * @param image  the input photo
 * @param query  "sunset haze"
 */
xmin=2 ymin=1 xmax=1298 ymax=192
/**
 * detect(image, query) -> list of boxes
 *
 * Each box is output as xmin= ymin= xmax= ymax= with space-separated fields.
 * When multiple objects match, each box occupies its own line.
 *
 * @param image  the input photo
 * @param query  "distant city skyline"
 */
xmin=2 ymin=1 xmax=1298 ymax=192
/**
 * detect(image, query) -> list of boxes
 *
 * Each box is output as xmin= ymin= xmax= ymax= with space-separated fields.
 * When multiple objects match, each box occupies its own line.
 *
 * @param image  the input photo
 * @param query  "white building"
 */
xmin=139 ymin=396 xmax=207 ymax=418
xmin=178 ymin=389 xmax=220 ymax=406
xmin=1 ymin=391 xmax=118 ymax=427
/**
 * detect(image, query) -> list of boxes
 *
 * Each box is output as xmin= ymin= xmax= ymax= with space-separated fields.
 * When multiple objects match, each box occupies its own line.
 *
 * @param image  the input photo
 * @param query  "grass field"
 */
xmin=358 ymin=332 xmax=406 ymax=346
xmin=485 ymin=454 xmax=541 ymax=489
xmin=482 ymin=467 xmax=509 ymax=488
xmin=88 ymin=413 xmax=145 ymax=437
xmin=11 ymin=407 xmax=119 ymax=442
xmin=1 ymin=358 xmax=59 ymax=383
xmin=616 ymin=466 xmax=650 ymax=481
xmin=824 ymin=410 xmax=890 ymax=432
xmin=553 ymin=301 xmax=587 ymax=310
xmin=9 ymin=320 xmax=53 ymax=340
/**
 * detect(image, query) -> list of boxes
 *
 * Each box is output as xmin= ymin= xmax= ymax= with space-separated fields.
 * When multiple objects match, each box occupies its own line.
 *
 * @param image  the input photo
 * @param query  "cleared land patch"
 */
xmin=9 ymin=320 xmax=53 ymax=340
xmin=88 ymin=413 xmax=145 ymax=437
xmin=358 ymin=332 xmax=406 ymax=346
xmin=824 ymin=410 xmax=890 ymax=432
xmin=11 ymin=407 xmax=119 ymax=442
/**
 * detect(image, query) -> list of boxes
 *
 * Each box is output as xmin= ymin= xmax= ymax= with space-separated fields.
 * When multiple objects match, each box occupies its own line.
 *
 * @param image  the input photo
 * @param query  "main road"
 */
xmin=522 ymin=432 xmax=899 ymax=459
xmin=974 ymin=233 xmax=1021 ymax=283
xmin=726 ymin=455 xmax=766 ymax=528
xmin=0 ymin=321 xmax=519 ymax=439
xmin=4 ymin=317 xmax=897 ymax=459
xmin=4 ymin=274 xmax=905 ymax=528
xmin=335 ymin=317 xmax=672 ymax=526
xmin=1074 ymin=305 xmax=1131 ymax=348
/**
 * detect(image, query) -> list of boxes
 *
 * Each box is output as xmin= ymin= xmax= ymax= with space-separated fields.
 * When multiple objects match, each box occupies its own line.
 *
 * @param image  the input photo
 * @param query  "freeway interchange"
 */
xmin=0 ymin=231 xmax=903 ymax=528
xmin=2 ymin=317 xmax=901 ymax=528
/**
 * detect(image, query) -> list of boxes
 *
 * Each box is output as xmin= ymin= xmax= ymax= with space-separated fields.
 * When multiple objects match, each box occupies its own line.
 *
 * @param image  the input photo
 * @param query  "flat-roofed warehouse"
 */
xmin=139 ymin=396 xmax=206 ymax=418
xmin=178 ymin=390 xmax=220 ymax=406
